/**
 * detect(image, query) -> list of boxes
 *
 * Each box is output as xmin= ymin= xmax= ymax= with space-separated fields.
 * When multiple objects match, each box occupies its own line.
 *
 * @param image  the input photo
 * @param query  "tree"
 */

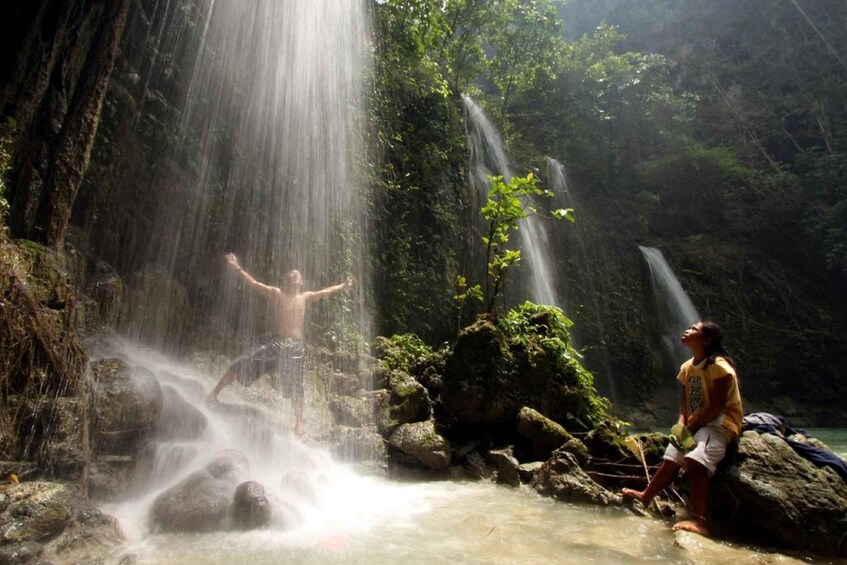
xmin=479 ymin=173 xmax=572 ymax=312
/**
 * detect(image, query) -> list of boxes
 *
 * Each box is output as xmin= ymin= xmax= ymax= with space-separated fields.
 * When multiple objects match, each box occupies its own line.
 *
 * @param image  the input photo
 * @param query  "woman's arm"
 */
xmin=687 ymin=374 xmax=731 ymax=432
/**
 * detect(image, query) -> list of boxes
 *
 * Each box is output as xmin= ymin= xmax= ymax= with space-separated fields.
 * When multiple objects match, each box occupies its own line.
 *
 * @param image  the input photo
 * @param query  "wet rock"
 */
xmin=156 ymin=385 xmax=208 ymax=441
xmin=88 ymin=455 xmax=135 ymax=500
xmin=488 ymin=448 xmax=520 ymax=487
xmin=388 ymin=421 xmax=451 ymax=471
xmin=150 ymin=450 xmax=248 ymax=533
xmin=85 ymin=264 xmax=123 ymax=330
xmin=462 ymin=451 xmax=494 ymax=480
xmin=91 ymin=358 xmax=163 ymax=454
xmin=581 ymin=419 xmax=630 ymax=461
xmin=47 ymin=506 xmax=124 ymax=563
xmin=328 ymin=395 xmax=374 ymax=428
xmin=518 ymin=461 xmax=544 ymax=483
xmin=673 ymin=530 xmax=806 ymax=564
xmin=328 ymin=371 xmax=362 ymax=396
xmin=231 ymin=481 xmax=271 ymax=530
xmin=211 ymin=402 xmax=278 ymax=447
xmin=0 ymin=541 xmax=44 ymax=564
xmin=0 ymin=482 xmax=73 ymax=544
xmin=515 ymin=406 xmax=574 ymax=461
xmin=30 ymin=397 xmax=89 ymax=480
xmin=711 ymin=431 xmax=847 ymax=557
xmin=376 ymin=371 xmax=431 ymax=436
xmin=531 ymin=448 xmax=619 ymax=506
xmin=441 ymin=314 xmax=606 ymax=437
xmin=328 ymin=426 xmax=387 ymax=467
xmin=156 ymin=370 xmax=206 ymax=401
xmin=1 ymin=236 xmax=87 ymax=474
xmin=151 ymin=470 xmax=232 ymax=533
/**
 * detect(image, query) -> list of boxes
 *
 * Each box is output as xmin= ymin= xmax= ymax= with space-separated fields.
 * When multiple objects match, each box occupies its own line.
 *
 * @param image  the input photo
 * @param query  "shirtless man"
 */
xmin=207 ymin=253 xmax=355 ymax=437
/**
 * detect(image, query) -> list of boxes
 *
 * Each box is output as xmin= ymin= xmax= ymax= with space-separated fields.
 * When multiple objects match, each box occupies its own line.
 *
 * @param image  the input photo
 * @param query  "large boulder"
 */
xmin=156 ymin=385 xmax=208 ymax=441
xmin=711 ymin=431 xmax=847 ymax=557
xmin=0 ymin=482 xmax=73 ymax=544
xmin=0 ymin=541 xmax=44 ymax=564
xmin=531 ymin=448 xmax=620 ymax=506
xmin=231 ymin=481 xmax=271 ymax=530
xmin=328 ymin=426 xmax=387 ymax=469
xmin=388 ymin=421 xmax=451 ymax=471
xmin=441 ymin=310 xmax=607 ymax=439
xmin=515 ymin=406 xmax=575 ymax=461
xmin=24 ymin=397 xmax=89 ymax=481
xmin=44 ymin=506 xmax=124 ymax=563
xmin=329 ymin=395 xmax=374 ymax=428
xmin=91 ymin=358 xmax=163 ymax=454
xmin=150 ymin=450 xmax=248 ymax=533
xmin=376 ymin=371 xmax=431 ymax=436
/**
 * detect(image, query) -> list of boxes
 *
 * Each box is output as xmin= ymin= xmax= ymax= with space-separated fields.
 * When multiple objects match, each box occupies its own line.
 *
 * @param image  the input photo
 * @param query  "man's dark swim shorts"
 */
xmin=230 ymin=336 xmax=305 ymax=399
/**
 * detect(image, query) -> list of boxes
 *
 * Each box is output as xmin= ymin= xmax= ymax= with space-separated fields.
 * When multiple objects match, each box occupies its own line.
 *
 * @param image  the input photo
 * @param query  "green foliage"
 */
xmin=480 ymin=172 xmax=565 ymax=311
xmin=500 ymin=302 xmax=610 ymax=427
xmin=452 ymin=275 xmax=483 ymax=334
xmin=378 ymin=333 xmax=434 ymax=373
xmin=0 ymin=118 xmax=14 ymax=228
xmin=485 ymin=0 xmax=566 ymax=113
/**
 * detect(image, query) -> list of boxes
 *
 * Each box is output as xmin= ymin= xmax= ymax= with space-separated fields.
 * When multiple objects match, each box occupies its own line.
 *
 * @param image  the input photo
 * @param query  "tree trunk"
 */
xmin=6 ymin=0 xmax=131 ymax=249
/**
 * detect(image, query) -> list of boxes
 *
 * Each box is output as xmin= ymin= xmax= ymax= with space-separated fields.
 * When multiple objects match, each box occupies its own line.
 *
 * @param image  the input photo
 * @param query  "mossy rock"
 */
xmin=0 ymin=236 xmax=86 ymax=475
xmin=441 ymin=306 xmax=609 ymax=439
xmin=376 ymin=370 xmax=431 ymax=437
xmin=582 ymin=419 xmax=630 ymax=461
xmin=515 ymin=406 xmax=575 ymax=461
xmin=388 ymin=420 xmax=451 ymax=471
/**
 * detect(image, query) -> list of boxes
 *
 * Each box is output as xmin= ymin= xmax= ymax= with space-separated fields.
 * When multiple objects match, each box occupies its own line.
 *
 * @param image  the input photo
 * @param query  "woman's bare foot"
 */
xmin=621 ymin=488 xmax=650 ymax=504
xmin=672 ymin=518 xmax=710 ymax=537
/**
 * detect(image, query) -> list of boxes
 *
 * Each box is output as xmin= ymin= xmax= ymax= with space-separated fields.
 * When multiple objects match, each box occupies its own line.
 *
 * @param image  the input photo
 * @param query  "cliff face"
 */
xmin=0 ymin=0 xmax=131 ymax=481
xmin=2 ymin=0 xmax=130 ymax=248
xmin=0 ymin=235 xmax=88 ymax=477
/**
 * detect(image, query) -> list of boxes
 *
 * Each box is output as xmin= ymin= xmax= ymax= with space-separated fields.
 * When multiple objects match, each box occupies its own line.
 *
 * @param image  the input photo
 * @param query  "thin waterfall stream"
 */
xmin=545 ymin=158 xmax=616 ymax=401
xmin=638 ymin=246 xmax=700 ymax=368
xmin=462 ymin=95 xmax=559 ymax=307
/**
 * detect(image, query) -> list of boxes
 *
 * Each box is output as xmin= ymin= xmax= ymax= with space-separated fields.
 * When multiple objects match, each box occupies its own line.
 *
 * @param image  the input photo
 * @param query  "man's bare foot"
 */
xmin=205 ymin=393 xmax=220 ymax=407
xmin=672 ymin=518 xmax=710 ymax=537
xmin=621 ymin=488 xmax=650 ymax=504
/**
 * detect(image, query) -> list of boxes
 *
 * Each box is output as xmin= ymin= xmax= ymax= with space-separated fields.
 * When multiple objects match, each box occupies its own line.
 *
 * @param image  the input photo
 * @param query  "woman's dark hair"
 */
xmin=699 ymin=320 xmax=735 ymax=367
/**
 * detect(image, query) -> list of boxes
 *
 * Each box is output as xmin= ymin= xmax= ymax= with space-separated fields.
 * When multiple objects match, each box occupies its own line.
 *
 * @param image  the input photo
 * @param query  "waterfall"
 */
xmin=94 ymin=339 xmax=422 ymax=549
xmin=462 ymin=95 xmax=559 ymax=307
xmin=117 ymin=0 xmax=373 ymax=350
xmin=638 ymin=246 xmax=700 ymax=367
xmin=546 ymin=158 xmax=616 ymax=401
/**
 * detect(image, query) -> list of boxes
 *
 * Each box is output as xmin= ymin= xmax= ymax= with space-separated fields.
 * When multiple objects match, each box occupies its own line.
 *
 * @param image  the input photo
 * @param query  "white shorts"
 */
xmin=663 ymin=424 xmax=731 ymax=476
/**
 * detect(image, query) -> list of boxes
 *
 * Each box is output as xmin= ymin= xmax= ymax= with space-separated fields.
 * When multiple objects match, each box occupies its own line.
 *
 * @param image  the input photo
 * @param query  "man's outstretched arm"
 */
xmin=226 ymin=253 xmax=275 ymax=298
xmin=304 ymin=276 xmax=356 ymax=302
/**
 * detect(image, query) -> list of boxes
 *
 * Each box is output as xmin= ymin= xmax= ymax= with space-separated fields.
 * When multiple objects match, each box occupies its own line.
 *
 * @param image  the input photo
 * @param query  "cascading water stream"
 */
xmin=93 ymin=338 xmax=429 ymax=555
xmin=545 ymin=158 xmax=616 ymax=401
xmin=121 ymin=0 xmax=372 ymax=350
xmin=638 ymin=246 xmax=700 ymax=367
xmin=462 ymin=95 xmax=559 ymax=307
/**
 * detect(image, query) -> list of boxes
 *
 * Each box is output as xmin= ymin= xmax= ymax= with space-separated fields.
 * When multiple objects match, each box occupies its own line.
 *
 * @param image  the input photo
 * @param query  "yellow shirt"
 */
xmin=678 ymin=356 xmax=743 ymax=438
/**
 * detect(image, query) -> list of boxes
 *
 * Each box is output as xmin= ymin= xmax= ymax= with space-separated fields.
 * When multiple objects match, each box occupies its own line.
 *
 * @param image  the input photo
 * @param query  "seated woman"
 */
xmin=623 ymin=320 xmax=743 ymax=537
